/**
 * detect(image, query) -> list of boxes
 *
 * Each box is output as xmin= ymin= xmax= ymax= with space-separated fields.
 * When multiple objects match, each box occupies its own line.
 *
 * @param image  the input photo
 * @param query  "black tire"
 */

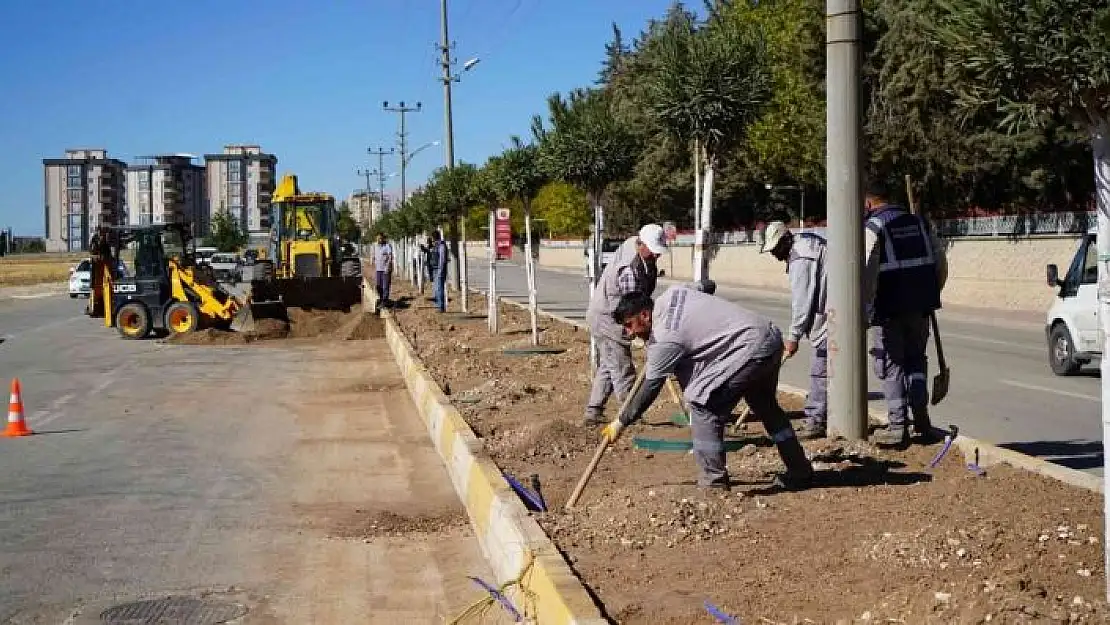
xmin=340 ymin=259 xmax=361 ymax=278
xmin=115 ymin=302 xmax=152 ymax=340
xmin=1049 ymin=323 xmax=1081 ymax=376
xmin=165 ymin=300 xmax=200 ymax=335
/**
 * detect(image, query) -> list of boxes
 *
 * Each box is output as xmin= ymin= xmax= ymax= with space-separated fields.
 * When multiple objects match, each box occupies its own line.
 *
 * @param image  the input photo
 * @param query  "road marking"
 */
xmin=944 ymin=331 xmax=1043 ymax=353
xmin=11 ymin=292 xmax=60 ymax=300
xmin=1000 ymin=379 xmax=1099 ymax=402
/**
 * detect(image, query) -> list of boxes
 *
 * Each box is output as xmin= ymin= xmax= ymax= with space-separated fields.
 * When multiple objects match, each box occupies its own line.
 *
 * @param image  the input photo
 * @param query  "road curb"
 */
xmin=471 ymin=284 xmax=1103 ymax=495
xmin=776 ymin=383 xmax=1103 ymax=494
xmin=372 ymin=286 xmax=607 ymax=624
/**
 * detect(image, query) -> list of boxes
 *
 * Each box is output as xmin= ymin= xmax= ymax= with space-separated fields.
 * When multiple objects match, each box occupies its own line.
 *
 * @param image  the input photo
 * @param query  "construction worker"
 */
xmin=761 ymin=221 xmax=829 ymax=439
xmin=583 ymin=224 xmax=668 ymax=427
xmin=863 ymin=179 xmax=948 ymax=446
xmin=373 ymin=232 xmax=395 ymax=306
xmin=603 ymin=286 xmax=815 ymax=490
xmin=432 ymin=231 xmax=449 ymax=313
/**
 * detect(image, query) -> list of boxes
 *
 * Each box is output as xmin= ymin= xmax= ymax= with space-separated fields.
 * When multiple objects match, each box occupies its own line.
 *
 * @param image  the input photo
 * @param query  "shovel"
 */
xmin=929 ymin=312 xmax=950 ymax=405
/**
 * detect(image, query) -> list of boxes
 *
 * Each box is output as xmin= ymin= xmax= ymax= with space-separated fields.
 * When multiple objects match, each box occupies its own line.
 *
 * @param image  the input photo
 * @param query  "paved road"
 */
xmin=0 ymin=294 xmax=504 ymax=624
xmin=464 ymin=257 xmax=1102 ymax=476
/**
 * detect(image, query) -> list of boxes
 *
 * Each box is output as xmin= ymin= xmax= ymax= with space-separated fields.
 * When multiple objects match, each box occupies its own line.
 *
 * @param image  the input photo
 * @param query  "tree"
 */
xmin=335 ymin=200 xmax=361 ymax=243
xmin=646 ymin=11 xmax=771 ymax=280
xmin=492 ymin=137 xmax=547 ymax=344
xmin=533 ymin=181 xmax=591 ymax=238
xmin=208 ymin=210 xmax=248 ymax=252
xmin=930 ymin=0 xmax=1110 ymax=598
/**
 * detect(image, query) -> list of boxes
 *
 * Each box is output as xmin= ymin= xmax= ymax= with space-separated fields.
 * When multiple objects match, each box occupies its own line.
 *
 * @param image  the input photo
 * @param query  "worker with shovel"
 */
xmin=601 ymin=286 xmax=814 ymax=491
xmin=863 ymin=179 xmax=948 ymax=447
xmin=582 ymin=224 xmax=668 ymax=428
xmin=761 ymin=221 xmax=829 ymax=440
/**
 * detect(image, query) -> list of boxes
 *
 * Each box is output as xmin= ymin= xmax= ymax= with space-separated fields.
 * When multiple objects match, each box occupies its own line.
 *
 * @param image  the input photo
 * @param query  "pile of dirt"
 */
xmin=331 ymin=508 xmax=468 ymax=540
xmin=166 ymin=305 xmax=380 ymax=346
xmin=389 ymin=283 xmax=1108 ymax=624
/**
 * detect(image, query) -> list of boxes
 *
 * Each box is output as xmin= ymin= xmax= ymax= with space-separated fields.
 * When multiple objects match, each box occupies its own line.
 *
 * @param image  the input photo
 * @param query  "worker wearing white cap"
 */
xmin=583 ymin=224 xmax=669 ymax=427
xmin=761 ymin=221 xmax=829 ymax=439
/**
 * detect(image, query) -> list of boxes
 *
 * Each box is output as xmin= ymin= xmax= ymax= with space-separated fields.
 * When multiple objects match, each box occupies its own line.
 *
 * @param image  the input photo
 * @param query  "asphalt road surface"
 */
xmin=0 ymin=291 xmax=505 ymax=624
xmin=462 ymin=257 xmax=1102 ymax=477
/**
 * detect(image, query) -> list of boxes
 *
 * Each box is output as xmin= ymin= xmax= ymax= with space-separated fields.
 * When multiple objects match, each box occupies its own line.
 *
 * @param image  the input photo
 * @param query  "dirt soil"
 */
xmin=389 ymin=284 xmax=1108 ymax=625
xmin=166 ymin=305 xmax=382 ymax=346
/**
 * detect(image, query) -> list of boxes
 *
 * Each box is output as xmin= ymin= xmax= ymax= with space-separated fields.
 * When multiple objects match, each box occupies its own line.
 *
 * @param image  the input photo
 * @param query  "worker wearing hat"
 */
xmin=761 ymin=221 xmax=829 ymax=439
xmin=583 ymin=224 xmax=669 ymax=427
xmin=603 ymin=286 xmax=815 ymax=490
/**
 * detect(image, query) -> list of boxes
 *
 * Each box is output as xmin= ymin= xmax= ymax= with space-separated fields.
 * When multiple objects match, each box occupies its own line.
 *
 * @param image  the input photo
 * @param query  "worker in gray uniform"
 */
xmin=602 ymin=285 xmax=815 ymax=490
xmin=583 ymin=224 xmax=669 ymax=427
xmin=762 ymin=221 xmax=829 ymax=439
xmin=863 ymin=180 xmax=947 ymax=446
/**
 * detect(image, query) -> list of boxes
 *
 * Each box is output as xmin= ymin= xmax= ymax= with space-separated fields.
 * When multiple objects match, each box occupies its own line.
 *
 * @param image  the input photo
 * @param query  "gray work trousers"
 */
xmin=871 ymin=313 xmax=931 ymax=428
xmin=585 ymin=336 xmax=635 ymax=418
xmin=804 ymin=340 xmax=828 ymax=426
xmin=689 ymin=331 xmax=811 ymax=487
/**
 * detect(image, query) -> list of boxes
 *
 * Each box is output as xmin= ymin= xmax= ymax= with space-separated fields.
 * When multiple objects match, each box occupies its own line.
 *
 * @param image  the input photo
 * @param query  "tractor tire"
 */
xmin=340 ymin=259 xmax=361 ymax=278
xmin=165 ymin=300 xmax=200 ymax=335
xmin=115 ymin=302 xmax=152 ymax=340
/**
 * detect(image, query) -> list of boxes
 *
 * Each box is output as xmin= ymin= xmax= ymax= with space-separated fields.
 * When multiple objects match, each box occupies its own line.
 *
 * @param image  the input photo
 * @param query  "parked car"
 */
xmin=1045 ymin=228 xmax=1100 ymax=375
xmin=208 ymin=253 xmax=242 ymax=284
xmin=68 ymin=258 xmax=92 ymax=298
xmin=195 ymin=246 xmax=218 ymax=266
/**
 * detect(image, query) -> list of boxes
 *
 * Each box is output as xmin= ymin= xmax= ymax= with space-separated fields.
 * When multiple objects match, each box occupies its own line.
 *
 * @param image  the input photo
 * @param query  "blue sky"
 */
xmin=0 ymin=0 xmax=685 ymax=236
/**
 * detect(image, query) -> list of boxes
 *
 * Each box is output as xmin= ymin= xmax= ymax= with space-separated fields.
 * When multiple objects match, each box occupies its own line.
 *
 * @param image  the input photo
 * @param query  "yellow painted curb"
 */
xmin=370 ymin=286 xmax=607 ymax=624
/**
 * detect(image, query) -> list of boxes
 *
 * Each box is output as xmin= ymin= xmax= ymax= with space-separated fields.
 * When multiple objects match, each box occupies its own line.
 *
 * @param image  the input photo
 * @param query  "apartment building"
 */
xmin=204 ymin=145 xmax=277 ymax=244
xmin=42 ymin=149 xmax=127 ymax=252
xmin=125 ymin=155 xmax=206 ymax=233
xmin=347 ymin=190 xmax=384 ymax=230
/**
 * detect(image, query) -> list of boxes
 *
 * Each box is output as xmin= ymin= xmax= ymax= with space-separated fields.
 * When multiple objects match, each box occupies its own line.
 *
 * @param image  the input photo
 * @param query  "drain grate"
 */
xmin=100 ymin=596 xmax=247 ymax=624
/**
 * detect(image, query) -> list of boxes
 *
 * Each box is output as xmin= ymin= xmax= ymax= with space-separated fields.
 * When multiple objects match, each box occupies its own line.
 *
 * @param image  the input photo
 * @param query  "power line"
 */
xmin=381 ymin=102 xmax=422 ymax=207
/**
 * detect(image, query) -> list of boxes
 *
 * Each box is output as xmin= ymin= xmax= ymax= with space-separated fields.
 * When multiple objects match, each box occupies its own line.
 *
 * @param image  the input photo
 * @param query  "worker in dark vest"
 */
xmin=862 ymin=179 xmax=948 ymax=446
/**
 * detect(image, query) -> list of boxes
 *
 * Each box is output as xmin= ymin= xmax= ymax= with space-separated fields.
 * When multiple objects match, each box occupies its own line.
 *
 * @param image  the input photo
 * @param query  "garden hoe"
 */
xmin=566 ymin=367 xmax=646 ymax=510
xmin=930 ymin=312 xmax=950 ymax=405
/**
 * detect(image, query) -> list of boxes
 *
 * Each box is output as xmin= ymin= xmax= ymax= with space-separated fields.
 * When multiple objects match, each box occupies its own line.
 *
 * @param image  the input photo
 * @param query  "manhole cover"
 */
xmin=100 ymin=596 xmax=247 ymax=624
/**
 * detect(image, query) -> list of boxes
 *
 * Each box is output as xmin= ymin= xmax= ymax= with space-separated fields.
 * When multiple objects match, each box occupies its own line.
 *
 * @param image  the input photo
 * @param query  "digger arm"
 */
xmin=168 ymin=260 xmax=242 ymax=323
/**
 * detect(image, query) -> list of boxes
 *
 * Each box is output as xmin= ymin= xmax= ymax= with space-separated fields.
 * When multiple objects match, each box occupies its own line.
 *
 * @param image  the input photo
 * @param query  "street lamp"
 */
xmin=765 ymin=183 xmax=806 ymax=231
xmin=405 ymin=141 xmax=441 ymax=167
xmin=463 ymin=57 xmax=481 ymax=71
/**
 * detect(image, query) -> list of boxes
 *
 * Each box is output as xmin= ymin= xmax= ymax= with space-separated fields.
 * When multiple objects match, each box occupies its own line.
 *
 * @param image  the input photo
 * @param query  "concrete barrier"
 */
xmin=535 ymin=235 xmax=1081 ymax=314
xmin=377 ymin=294 xmax=606 ymax=624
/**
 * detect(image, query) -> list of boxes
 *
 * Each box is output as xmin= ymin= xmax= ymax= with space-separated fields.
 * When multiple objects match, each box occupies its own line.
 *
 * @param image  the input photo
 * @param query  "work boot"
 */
xmin=872 ymin=423 xmax=909 ymax=448
xmin=771 ymin=467 xmax=814 ymax=491
xmin=796 ymin=419 xmax=827 ymax=441
xmin=912 ymin=409 xmax=942 ymax=443
xmin=700 ymin=479 xmax=731 ymax=492
xmin=582 ymin=410 xmax=607 ymax=428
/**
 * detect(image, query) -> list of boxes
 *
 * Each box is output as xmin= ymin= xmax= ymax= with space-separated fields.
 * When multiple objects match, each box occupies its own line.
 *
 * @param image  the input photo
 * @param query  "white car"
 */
xmin=68 ymin=259 xmax=92 ymax=298
xmin=1045 ymin=228 xmax=1100 ymax=375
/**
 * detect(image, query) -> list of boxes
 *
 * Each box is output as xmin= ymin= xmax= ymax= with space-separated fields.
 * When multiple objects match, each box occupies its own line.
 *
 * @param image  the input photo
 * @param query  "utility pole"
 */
xmin=826 ymin=0 xmax=867 ymax=439
xmin=367 ymin=147 xmax=394 ymax=208
xmin=438 ymin=0 xmax=468 ymax=312
xmin=382 ymin=102 xmax=421 ymax=209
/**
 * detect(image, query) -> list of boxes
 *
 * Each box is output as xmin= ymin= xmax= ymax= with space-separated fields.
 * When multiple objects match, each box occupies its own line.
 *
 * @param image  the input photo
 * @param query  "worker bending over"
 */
xmin=602 ymin=285 xmax=814 ymax=490
xmin=583 ymin=224 xmax=668 ymax=427
xmin=761 ymin=221 xmax=829 ymax=439
xmin=863 ymin=180 xmax=947 ymax=446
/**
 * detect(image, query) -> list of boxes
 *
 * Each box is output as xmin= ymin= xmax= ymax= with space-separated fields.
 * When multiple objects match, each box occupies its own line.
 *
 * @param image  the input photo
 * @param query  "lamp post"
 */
xmin=765 ymin=183 xmax=806 ymax=231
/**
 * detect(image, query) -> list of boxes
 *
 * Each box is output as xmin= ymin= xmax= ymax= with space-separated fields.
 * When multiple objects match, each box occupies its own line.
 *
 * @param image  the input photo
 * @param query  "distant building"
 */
xmin=125 ymin=155 xmax=206 ymax=233
xmin=203 ymin=145 xmax=277 ymax=244
xmin=347 ymin=190 xmax=385 ymax=231
xmin=42 ymin=149 xmax=127 ymax=252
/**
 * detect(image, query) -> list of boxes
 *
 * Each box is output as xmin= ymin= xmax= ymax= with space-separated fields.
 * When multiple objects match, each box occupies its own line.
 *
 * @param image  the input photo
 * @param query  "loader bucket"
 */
xmin=268 ymin=276 xmax=362 ymax=312
xmin=229 ymin=280 xmax=290 ymax=333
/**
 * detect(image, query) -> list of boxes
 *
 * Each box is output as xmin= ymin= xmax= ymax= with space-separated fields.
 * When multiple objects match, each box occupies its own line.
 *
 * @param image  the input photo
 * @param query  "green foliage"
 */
xmin=335 ymin=200 xmax=361 ymax=243
xmin=532 ymin=181 xmax=591 ymax=238
xmin=208 ymin=210 xmax=247 ymax=252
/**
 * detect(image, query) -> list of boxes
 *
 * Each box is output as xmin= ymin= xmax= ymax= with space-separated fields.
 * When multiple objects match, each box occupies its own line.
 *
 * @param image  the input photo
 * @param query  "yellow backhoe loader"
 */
xmin=234 ymin=173 xmax=363 ymax=332
xmin=86 ymin=223 xmax=246 ymax=339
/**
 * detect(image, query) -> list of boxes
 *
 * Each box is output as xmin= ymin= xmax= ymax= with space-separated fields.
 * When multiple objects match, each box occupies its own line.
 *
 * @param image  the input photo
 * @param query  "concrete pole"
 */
xmin=440 ymin=0 xmax=468 ymax=313
xmin=826 ymin=0 xmax=868 ymax=439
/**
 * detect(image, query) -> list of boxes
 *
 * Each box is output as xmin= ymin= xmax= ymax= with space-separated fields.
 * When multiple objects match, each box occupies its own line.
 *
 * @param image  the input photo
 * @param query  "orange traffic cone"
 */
xmin=4 ymin=378 xmax=33 ymax=437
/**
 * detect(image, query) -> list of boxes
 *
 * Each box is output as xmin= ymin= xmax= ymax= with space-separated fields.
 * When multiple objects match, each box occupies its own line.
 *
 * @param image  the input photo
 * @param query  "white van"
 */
xmin=1045 ymin=228 xmax=1100 ymax=375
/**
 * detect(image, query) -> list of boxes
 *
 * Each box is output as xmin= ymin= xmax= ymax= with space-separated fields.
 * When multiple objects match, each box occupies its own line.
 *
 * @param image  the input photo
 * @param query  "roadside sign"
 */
xmin=663 ymin=221 xmax=678 ymax=243
xmin=495 ymin=208 xmax=512 ymax=260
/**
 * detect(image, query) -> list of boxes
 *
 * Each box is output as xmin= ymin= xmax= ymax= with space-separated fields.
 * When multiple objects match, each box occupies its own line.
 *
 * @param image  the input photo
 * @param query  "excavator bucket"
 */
xmin=230 ymin=280 xmax=290 ymax=333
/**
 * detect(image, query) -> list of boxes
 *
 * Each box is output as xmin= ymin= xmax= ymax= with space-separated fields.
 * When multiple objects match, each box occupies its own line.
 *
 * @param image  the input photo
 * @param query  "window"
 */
xmin=1082 ymin=239 xmax=1097 ymax=285
xmin=67 ymin=165 xmax=81 ymax=177
xmin=68 ymin=189 xmax=83 ymax=203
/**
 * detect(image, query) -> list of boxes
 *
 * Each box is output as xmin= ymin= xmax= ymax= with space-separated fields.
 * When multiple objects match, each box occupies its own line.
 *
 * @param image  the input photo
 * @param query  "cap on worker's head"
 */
xmin=760 ymin=221 xmax=790 ymax=254
xmin=638 ymin=223 xmax=668 ymax=255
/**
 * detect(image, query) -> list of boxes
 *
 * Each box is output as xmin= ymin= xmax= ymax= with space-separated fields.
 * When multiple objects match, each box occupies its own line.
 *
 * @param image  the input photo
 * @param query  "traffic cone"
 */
xmin=4 ymin=378 xmax=33 ymax=437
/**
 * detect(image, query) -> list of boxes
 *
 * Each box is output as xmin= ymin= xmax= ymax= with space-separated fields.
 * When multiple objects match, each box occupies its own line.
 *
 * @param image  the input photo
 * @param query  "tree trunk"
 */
xmin=1091 ymin=117 xmax=1110 ymax=604
xmin=693 ymin=139 xmax=701 ymax=274
xmin=487 ymin=208 xmax=499 ymax=334
xmin=588 ymin=191 xmax=603 ymax=373
xmin=524 ymin=198 xmax=539 ymax=345
xmin=460 ymin=215 xmax=469 ymax=313
xmin=693 ymin=158 xmax=715 ymax=282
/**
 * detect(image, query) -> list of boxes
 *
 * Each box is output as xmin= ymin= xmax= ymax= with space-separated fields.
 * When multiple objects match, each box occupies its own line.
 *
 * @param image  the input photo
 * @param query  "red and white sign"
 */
xmin=495 ymin=208 xmax=512 ymax=260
